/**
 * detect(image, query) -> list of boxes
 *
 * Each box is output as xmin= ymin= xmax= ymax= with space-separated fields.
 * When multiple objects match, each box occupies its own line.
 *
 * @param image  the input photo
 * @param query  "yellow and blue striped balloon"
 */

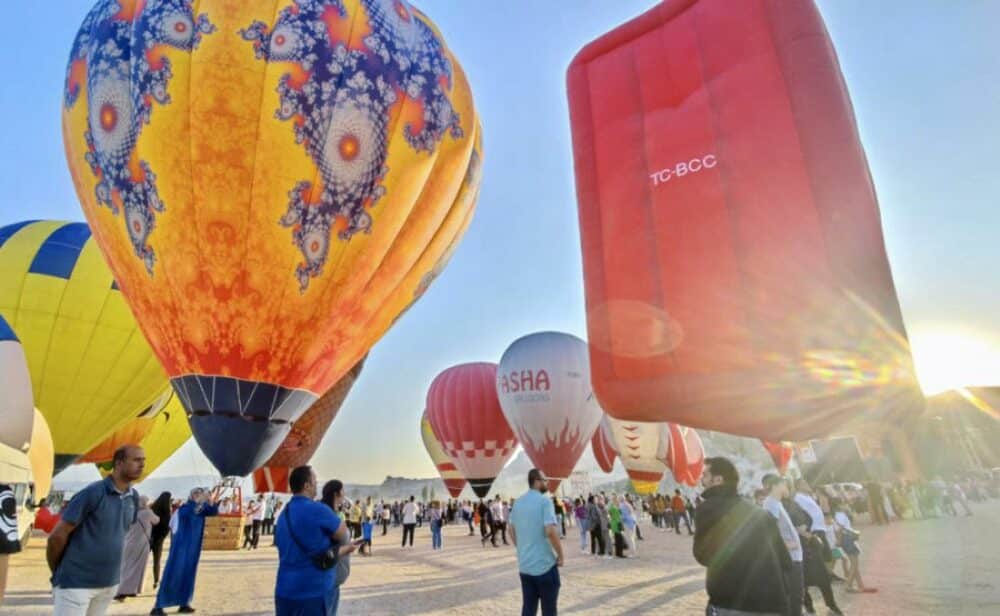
xmin=0 ymin=220 xmax=169 ymax=473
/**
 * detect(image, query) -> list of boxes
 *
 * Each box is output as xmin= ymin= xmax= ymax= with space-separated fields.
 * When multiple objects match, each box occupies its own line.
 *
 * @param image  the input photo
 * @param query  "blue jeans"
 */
xmin=519 ymin=565 xmax=560 ymax=616
xmin=431 ymin=521 xmax=443 ymax=549
xmin=275 ymin=585 xmax=340 ymax=616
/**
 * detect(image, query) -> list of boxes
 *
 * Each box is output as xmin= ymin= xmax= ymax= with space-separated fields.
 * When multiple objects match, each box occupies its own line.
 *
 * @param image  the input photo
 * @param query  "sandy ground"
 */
xmin=5 ymin=499 xmax=1000 ymax=615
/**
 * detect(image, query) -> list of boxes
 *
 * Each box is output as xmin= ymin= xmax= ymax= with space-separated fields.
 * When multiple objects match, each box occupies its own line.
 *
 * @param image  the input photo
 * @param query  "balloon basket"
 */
xmin=202 ymin=480 xmax=244 ymax=551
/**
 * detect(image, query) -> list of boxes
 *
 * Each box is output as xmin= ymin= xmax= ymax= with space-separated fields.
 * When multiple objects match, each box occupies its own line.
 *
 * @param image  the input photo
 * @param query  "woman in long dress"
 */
xmin=149 ymin=492 xmax=172 ymax=589
xmin=115 ymin=495 xmax=160 ymax=601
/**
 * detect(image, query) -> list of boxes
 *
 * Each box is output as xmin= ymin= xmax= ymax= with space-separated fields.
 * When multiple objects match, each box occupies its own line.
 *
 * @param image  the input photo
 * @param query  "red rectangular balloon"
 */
xmin=568 ymin=0 xmax=923 ymax=440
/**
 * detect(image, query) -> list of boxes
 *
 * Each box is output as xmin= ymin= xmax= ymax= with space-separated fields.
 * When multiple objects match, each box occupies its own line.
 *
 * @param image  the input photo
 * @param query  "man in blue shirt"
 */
xmin=509 ymin=468 xmax=564 ymax=616
xmin=46 ymin=445 xmax=143 ymax=616
xmin=275 ymin=465 xmax=353 ymax=615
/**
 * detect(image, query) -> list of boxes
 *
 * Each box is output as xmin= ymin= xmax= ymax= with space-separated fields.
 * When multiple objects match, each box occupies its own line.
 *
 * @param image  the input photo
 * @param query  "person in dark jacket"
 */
xmin=694 ymin=457 xmax=790 ymax=615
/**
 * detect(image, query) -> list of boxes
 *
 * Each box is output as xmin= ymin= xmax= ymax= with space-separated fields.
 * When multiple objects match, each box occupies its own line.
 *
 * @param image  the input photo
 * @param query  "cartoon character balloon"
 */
xmin=568 ymin=0 xmax=922 ymax=440
xmin=601 ymin=415 xmax=668 ymax=495
xmin=63 ymin=0 xmax=483 ymax=476
xmin=253 ymin=359 xmax=365 ymax=493
xmin=421 ymin=409 xmax=466 ymax=498
xmin=81 ymin=391 xmax=192 ymax=482
xmin=426 ymin=363 xmax=517 ymax=498
xmin=497 ymin=332 xmax=603 ymax=491
xmin=0 ymin=221 xmax=169 ymax=473
xmin=0 ymin=315 xmax=33 ymax=454
xmin=590 ymin=418 xmax=617 ymax=474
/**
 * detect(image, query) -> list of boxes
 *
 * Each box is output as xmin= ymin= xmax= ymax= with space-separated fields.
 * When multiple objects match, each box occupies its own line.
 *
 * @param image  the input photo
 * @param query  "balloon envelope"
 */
xmin=590 ymin=418 xmax=617 ymax=474
xmin=421 ymin=409 xmax=466 ymax=499
xmin=602 ymin=415 xmax=668 ymax=494
xmin=64 ymin=0 xmax=482 ymax=476
xmin=252 ymin=359 xmax=365 ymax=493
xmin=762 ymin=441 xmax=795 ymax=475
xmin=426 ymin=363 xmax=517 ymax=498
xmin=0 ymin=314 xmax=33 ymax=453
xmin=0 ymin=220 xmax=169 ymax=473
xmin=567 ymin=0 xmax=922 ymax=440
xmin=28 ymin=410 xmax=55 ymax=501
xmin=497 ymin=332 xmax=602 ymax=489
xmin=88 ymin=393 xmax=192 ymax=482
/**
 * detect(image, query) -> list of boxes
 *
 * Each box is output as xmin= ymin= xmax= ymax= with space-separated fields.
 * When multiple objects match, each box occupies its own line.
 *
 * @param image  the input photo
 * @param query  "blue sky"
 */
xmin=5 ymin=1 xmax=998 ymax=485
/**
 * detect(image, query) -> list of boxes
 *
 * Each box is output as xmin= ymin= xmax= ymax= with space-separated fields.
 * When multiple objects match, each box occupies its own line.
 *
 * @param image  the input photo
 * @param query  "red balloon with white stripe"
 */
xmin=664 ymin=423 xmax=705 ymax=487
xmin=497 ymin=332 xmax=603 ymax=491
xmin=426 ymin=362 xmax=517 ymax=498
xmin=762 ymin=440 xmax=795 ymax=474
xmin=591 ymin=418 xmax=618 ymax=474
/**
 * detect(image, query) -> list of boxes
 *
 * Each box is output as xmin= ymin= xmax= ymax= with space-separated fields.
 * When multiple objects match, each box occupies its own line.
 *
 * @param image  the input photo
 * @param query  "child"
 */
xmin=361 ymin=516 xmax=374 ymax=556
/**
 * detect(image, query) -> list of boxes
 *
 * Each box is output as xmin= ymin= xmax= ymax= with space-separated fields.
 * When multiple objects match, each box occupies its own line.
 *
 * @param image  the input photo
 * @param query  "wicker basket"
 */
xmin=202 ymin=514 xmax=245 ymax=551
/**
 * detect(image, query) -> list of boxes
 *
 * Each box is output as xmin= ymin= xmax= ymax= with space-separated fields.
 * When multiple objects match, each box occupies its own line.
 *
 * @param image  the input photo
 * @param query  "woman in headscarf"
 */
xmin=149 ymin=492 xmax=172 ymax=589
xmin=114 ymin=495 xmax=160 ymax=601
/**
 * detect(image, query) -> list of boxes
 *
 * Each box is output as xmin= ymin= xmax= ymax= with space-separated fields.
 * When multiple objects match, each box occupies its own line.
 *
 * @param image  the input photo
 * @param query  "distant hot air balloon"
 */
xmin=253 ymin=359 xmax=365 ymax=493
xmin=0 ymin=221 xmax=169 ymax=473
xmin=601 ymin=415 xmax=668 ymax=495
xmin=497 ymin=332 xmax=602 ymax=491
xmin=84 ymin=392 xmax=192 ymax=482
xmin=762 ymin=441 xmax=795 ymax=475
xmin=421 ymin=409 xmax=466 ymax=499
xmin=664 ymin=424 xmax=705 ymax=487
xmin=63 ymin=0 xmax=483 ymax=476
xmin=568 ymin=0 xmax=922 ymax=440
xmin=591 ymin=419 xmax=617 ymax=474
xmin=28 ymin=410 xmax=55 ymax=501
xmin=0 ymin=314 xmax=33 ymax=454
xmin=426 ymin=363 xmax=517 ymax=498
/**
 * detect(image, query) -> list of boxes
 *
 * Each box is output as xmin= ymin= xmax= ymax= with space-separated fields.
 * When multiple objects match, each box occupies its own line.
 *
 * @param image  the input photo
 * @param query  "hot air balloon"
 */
xmin=0 ymin=314 xmax=33 ymax=454
xmin=601 ymin=415 xmax=668 ymax=495
xmin=762 ymin=441 xmax=795 ymax=475
xmin=426 ymin=363 xmax=517 ymax=498
xmin=420 ymin=409 xmax=465 ymax=499
xmin=78 ymin=388 xmax=173 ymax=464
xmin=63 ymin=0 xmax=483 ymax=477
xmin=253 ymin=359 xmax=365 ymax=493
xmin=567 ymin=0 xmax=922 ymax=441
xmin=0 ymin=221 xmax=169 ymax=473
xmin=82 ymin=392 xmax=192 ymax=482
xmin=664 ymin=424 xmax=704 ymax=487
xmin=497 ymin=332 xmax=602 ymax=491
xmin=28 ymin=410 xmax=55 ymax=502
xmin=591 ymin=419 xmax=617 ymax=474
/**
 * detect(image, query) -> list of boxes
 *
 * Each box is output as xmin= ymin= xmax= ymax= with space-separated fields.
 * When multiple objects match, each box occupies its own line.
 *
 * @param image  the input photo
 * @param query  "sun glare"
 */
xmin=909 ymin=329 xmax=1000 ymax=395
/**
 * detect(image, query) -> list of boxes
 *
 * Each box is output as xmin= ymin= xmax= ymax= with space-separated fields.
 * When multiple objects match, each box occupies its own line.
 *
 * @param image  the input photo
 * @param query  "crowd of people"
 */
xmin=37 ymin=440 xmax=999 ymax=616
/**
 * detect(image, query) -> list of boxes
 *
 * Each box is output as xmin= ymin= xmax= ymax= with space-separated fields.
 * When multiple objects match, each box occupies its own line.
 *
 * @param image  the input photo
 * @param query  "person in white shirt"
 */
xmin=762 ymin=475 xmax=804 ymax=616
xmin=793 ymin=480 xmax=830 ymax=551
xmin=401 ymin=496 xmax=418 ymax=548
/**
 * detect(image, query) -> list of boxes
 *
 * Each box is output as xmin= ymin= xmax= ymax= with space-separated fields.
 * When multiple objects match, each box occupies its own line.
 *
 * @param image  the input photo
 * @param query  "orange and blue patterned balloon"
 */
xmin=63 ymin=0 xmax=482 ymax=476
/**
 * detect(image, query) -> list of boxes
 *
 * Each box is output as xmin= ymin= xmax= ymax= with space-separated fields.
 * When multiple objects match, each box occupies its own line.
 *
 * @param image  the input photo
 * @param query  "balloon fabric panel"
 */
xmin=567 ymin=0 xmax=922 ymax=440
xmin=0 ymin=220 xmax=168 ymax=472
xmin=421 ymin=410 xmax=465 ymax=498
xmin=28 ymin=410 xmax=55 ymax=501
xmin=63 ymin=0 xmax=481 ymax=476
xmin=0 ymin=314 xmax=34 ymax=453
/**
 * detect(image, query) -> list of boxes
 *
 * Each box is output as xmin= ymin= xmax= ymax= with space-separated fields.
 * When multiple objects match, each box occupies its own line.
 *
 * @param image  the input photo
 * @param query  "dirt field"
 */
xmin=5 ymin=499 xmax=999 ymax=614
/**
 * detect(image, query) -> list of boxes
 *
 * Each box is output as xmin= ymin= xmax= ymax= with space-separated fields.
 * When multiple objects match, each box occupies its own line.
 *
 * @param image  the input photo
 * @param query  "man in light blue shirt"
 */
xmin=509 ymin=469 xmax=564 ymax=616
